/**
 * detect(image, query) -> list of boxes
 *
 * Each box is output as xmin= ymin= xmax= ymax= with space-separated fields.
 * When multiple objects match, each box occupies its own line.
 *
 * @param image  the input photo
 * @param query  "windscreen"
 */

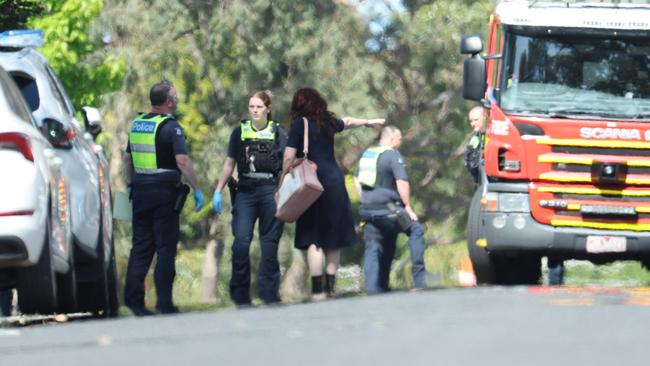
xmin=500 ymin=29 xmax=650 ymax=120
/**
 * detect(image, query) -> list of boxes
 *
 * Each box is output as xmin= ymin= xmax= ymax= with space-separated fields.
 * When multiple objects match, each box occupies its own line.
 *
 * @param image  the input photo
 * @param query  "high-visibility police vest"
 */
xmin=465 ymin=132 xmax=485 ymax=170
xmin=237 ymin=120 xmax=281 ymax=177
xmin=357 ymin=145 xmax=393 ymax=188
xmin=128 ymin=113 xmax=176 ymax=175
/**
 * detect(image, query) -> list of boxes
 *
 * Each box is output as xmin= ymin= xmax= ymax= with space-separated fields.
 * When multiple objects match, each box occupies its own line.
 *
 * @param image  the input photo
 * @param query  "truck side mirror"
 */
xmin=460 ymin=35 xmax=486 ymax=101
xmin=463 ymin=55 xmax=487 ymax=101
xmin=460 ymin=35 xmax=483 ymax=55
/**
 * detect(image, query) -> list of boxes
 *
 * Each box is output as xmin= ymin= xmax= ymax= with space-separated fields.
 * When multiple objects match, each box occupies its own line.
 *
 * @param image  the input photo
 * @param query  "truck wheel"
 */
xmin=17 ymin=210 xmax=58 ymax=315
xmin=467 ymin=188 xmax=496 ymax=284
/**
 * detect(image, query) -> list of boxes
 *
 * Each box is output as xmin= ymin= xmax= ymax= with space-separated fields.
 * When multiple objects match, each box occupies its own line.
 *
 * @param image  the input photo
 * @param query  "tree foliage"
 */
xmin=0 ymin=0 xmax=43 ymax=30
xmin=28 ymin=0 xmax=125 ymax=107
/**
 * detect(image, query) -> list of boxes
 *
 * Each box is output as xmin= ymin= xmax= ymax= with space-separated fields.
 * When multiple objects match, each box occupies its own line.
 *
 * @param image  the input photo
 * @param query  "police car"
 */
xmin=0 ymin=30 xmax=117 ymax=316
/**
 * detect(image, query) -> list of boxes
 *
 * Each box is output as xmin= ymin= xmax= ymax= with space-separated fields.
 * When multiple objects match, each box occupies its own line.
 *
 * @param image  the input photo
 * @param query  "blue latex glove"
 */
xmin=212 ymin=191 xmax=222 ymax=214
xmin=193 ymin=190 xmax=204 ymax=212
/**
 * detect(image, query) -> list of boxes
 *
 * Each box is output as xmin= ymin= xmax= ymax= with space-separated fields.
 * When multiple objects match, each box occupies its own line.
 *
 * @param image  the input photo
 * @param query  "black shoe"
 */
xmin=156 ymin=306 xmax=180 ymax=315
xmin=129 ymin=307 xmax=155 ymax=317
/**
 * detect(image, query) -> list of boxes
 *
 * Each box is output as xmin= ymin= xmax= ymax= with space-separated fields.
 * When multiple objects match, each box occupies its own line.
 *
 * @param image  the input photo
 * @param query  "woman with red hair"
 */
xmin=283 ymin=87 xmax=384 ymax=301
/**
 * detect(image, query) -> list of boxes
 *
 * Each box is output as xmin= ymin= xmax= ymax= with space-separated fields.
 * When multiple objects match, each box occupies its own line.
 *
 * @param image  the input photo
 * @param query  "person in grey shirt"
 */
xmin=354 ymin=126 xmax=427 ymax=294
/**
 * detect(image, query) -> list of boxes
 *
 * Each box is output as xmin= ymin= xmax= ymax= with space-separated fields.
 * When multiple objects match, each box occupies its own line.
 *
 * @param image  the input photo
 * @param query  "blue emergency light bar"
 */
xmin=0 ymin=30 xmax=44 ymax=48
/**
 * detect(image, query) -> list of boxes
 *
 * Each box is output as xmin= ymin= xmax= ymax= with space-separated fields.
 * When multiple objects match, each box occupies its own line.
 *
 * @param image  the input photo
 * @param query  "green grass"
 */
xmin=117 ymin=239 xmax=650 ymax=316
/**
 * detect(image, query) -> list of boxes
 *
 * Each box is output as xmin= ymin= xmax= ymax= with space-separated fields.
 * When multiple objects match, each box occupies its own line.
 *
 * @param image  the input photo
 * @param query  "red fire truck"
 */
xmin=461 ymin=0 xmax=650 ymax=284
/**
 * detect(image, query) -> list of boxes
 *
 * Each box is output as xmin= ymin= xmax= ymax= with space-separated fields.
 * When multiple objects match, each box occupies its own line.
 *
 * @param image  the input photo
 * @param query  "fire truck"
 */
xmin=461 ymin=0 xmax=650 ymax=284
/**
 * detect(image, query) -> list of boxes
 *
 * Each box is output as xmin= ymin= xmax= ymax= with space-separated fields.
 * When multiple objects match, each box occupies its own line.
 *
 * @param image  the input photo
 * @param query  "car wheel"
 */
xmin=76 ymin=208 xmax=113 ymax=317
xmin=106 ymin=240 xmax=119 ymax=318
xmin=16 ymin=208 xmax=58 ymax=315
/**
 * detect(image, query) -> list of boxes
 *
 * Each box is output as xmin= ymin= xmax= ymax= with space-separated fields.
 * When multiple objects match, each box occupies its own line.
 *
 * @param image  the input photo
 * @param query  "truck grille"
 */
xmin=532 ymin=137 xmax=650 ymax=230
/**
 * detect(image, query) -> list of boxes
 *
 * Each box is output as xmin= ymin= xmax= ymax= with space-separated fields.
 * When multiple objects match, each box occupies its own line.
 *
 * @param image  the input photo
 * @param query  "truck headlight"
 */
xmin=499 ymin=193 xmax=530 ymax=212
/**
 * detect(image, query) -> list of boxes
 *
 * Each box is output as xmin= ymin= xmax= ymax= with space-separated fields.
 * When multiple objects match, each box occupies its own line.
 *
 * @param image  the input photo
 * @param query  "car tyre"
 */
xmin=16 ymin=209 xmax=58 ymax=315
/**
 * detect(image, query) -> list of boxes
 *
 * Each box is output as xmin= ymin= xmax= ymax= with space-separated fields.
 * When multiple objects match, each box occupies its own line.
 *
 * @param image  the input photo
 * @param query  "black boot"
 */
xmin=325 ymin=274 xmax=337 ymax=298
xmin=311 ymin=275 xmax=326 ymax=301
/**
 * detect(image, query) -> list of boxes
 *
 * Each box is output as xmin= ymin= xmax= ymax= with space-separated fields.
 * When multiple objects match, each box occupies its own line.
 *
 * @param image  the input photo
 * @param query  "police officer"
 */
xmin=462 ymin=107 xmax=565 ymax=285
xmin=355 ymin=126 xmax=427 ymax=294
xmin=213 ymin=90 xmax=286 ymax=306
xmin=123 ymin=81 xmax=204 ymax=316
xmin=464 ymin=106 xmax=486 ymax=184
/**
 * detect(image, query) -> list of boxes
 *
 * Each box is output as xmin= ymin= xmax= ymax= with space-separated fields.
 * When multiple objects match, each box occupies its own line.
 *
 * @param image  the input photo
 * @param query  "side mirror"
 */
xmin=42 ymin=118 xmax=74 ymax=149
xmin=463 ymin=55 xmax=487 ymax=101
xmin=460 ymin=35 xmax=483 ymax=55
xmin=460 ymin=35 xmax=486 ymax=101
xmin=81 ymin=106 xmax=102 ymax=140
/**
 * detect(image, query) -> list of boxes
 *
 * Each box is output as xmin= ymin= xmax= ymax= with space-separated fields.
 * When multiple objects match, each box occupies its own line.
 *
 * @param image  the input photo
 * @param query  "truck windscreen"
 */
xmin=499 ymin=30 xmax=650 ymax=121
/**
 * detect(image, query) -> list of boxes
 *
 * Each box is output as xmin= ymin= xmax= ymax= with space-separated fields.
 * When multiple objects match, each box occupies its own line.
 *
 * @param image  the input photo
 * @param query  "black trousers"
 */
xmin=230 ymin=185 xmax=283 ymax=305
xmin=124 ymin=185 xmax=180 ymax=311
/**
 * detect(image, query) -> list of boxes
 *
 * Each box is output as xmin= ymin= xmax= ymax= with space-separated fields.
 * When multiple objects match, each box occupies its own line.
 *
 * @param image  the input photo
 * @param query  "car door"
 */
xmin=40 ymin=65 xmax=101 ymax=253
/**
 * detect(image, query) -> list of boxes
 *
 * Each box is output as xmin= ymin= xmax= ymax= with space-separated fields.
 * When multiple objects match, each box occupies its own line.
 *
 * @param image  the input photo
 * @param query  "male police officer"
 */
xmin=355 ymin=126 xmax=427 ymax=294
xmin=464 ymin=106 xmax=486 ymax=184
xmin=123 ymin=81 xmax=204 ymax=315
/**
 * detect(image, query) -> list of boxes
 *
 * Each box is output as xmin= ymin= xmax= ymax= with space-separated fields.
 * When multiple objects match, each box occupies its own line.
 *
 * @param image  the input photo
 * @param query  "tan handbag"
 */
xmin=275 ymin=118 xmax=324 ymax=222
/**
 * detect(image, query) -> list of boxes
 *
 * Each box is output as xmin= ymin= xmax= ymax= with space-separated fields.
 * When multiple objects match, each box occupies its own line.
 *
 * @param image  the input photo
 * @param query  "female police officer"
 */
xmin=212 ymin=91 xmax=286 ymax=306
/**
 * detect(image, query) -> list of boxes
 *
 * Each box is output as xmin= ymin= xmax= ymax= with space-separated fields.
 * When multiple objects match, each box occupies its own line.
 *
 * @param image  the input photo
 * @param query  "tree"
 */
xmin=28 ymin=0 xmax=125 ymax=108
xmin=0 ymin=0 xmax=43 ymax=30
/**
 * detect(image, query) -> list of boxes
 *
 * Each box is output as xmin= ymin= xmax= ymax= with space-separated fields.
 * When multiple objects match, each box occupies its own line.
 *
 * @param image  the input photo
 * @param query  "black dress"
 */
xmin=286 ymin=117 xmax=357 ymax=249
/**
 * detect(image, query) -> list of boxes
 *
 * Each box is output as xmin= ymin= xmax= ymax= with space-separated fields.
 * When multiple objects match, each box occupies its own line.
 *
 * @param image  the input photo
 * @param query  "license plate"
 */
xmin=580 ymin=205 xmax=636 ymax=216
xmin=586 ymin=235 xmax=627 ymax=253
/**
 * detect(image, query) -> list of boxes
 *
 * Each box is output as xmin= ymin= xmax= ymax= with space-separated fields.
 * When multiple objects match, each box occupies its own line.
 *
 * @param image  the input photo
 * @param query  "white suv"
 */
xmin=0 ymin=63 xmax=74 ymax=315
xmin=0 ymin=30 xmax=117 ymax=316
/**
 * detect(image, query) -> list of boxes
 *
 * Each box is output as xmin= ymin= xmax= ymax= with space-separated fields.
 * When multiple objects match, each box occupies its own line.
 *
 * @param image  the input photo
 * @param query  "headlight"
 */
xmin=499 ymin=193 xmax=530 ymax=212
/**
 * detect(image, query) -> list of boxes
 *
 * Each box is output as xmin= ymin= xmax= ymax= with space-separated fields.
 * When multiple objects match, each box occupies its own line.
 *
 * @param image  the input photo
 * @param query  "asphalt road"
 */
xmin=1 ymin=286 xmax=649 ymax=366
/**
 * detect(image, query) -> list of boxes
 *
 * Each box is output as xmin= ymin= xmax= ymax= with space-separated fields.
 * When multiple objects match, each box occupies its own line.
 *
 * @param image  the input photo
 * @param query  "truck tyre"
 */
xmin=16 ymin=209 xmax=58 ymax=315
xmin=467 ymin=188 xmax=496 ymax=284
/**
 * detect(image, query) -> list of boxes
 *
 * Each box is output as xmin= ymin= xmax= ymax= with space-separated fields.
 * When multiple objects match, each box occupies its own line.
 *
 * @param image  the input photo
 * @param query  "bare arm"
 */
xmin=342 ymin=117 xmax=385 ymax=130
xmin=176 ymin=154 xmax=201 ymax=190
xmin=282 ymin=147 xmax=298 ymax=174
xmin=396 ymin=179 xmax=418 ymax=221
xmin=215 ymin=157 xmax=236 ymax=192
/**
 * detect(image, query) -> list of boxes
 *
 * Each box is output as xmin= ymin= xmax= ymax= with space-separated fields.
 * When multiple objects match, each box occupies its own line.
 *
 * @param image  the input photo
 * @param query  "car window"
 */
xmin=10 ymin=72 xmax=40 ymax=112
xmin=0 ymin=69 xmax=34 ymax=125
xmin=45 ymin=65 xmax=75 ymax=117
xmin=42 ymin=65 xmax=69 ymax=116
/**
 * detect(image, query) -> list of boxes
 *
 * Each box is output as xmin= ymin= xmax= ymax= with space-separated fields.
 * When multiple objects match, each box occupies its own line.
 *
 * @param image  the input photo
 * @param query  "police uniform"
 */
xmin=464 ymin=131 xmax=484 ymax=183
xmin=124 ymin=112 xmax=187 ymax=314
xmin=227 ymin=120 xmax=286 ymax=305
xmin=357 ymin=146 xmax=427 ymax=294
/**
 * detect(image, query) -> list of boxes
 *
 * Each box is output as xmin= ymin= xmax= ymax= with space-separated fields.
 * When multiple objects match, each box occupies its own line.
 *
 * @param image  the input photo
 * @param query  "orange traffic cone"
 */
xmin=458 ymin=257 xmax=477 ymax=287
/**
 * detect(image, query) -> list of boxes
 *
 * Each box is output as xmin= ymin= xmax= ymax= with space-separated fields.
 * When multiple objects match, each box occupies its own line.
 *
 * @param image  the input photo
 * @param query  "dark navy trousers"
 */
xmin=360 ymin=208 xmax=426 ymax=294
xmin=229 ymin=185 xmax=283 ymax=305
xmin=124 ymin=185 xmax=180 ymax=312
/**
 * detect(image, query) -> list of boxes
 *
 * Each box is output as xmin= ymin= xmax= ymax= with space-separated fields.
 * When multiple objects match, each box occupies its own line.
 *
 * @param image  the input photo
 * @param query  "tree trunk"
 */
xmin=199 ymin=218 xmax=223 ymax=304
xmin=279 ymin=249 xmax=308 ymax=302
